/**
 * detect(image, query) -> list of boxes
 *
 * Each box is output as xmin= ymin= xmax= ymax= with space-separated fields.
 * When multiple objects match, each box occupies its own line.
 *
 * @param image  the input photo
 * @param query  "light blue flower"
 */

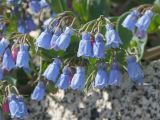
xmin=122 ymin=10 xmax=139 ymax=31
xmin=0 ymin=38 xmax=10 ymax=56
xmin=8 ymin=94 xmax=19 ymax=118
xmin=50 ymin=28 xmax=62 ymax=51
xmin=70 ymin=66 xmax=85 ymax=90
xmin=94 ymin=63 xmax=108 ymax=89
xmin=36 ymin=29 xmax=52 ymax=49
xmin=77 ymin=32 xmax=93 ymax=58
xmin=2 ymin=49 xmax=15 ymax=71
xmin=93 ymin=33 xmax=105 ymax=59
xmin=136 ymin=10 xmax=153 ymax=32
xmin=127 ymin=55 xmax=144 ymax=85
xmin=16 ymin=44 xmax=30 ymax=69
xmin=108 ymin=62 xmax=122 ymax=86
xmin=43 ymin=58 xmax=62 ymax=82
xmin=16 ymin=96 xmax=28 ymax=119
xmin=56 ymin=66 xmax=71 ymax=90
xmin=29 ymin=0 xmax=41 ymax=13
xmin=105 ymin=24 xmax=122 ymax=48
xmin=56 ymin=27 xmax=74 ymax=51
xmin=31 ymin=81 xmax=45 ymax=101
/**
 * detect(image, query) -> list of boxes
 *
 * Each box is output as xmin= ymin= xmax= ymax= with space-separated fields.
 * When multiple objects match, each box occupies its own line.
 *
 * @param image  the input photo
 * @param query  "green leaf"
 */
xmin=131 ymin=36 xmax=148 ymax=61
xmin=148 ymin=14 xmax=160 ymax=33
xmin=4 ymin=76 xmax=17 ymax=86
xmin=87 ymin=0 xmax=110 ymax=20
xmin=116 ymin=12 xmax=133 ymax=48
xmin=72 ymin=0 xmax=89 ymax=22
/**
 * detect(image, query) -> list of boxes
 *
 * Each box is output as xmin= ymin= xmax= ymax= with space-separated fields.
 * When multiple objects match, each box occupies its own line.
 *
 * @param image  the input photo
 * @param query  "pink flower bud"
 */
xmin=2 ymin=99 xmax=9 ymax=113
xmin=12 ymin=47 xmax=18 ymax=62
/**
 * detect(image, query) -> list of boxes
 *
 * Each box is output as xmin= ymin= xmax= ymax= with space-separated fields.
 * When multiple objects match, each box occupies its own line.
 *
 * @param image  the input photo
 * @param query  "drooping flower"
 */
xmin=31 ymin=81 xmax=45 ymax=101
xmin=16 ymin=96 xmax=28 ymax=119
xmin=25 ymin=15 xmax=37 ymax=31
xmin=43 ymin=58 xmax=62 ymax=82
xmin=17 ymin=20 xmax=28 ymax=34
xmin=94 ymin=63 xmax=108 ymax=89
xmin=11 ymin=47 xmax=18 ymax=62
xmin=135 ymin=10 xmax=153 ymax=39
xmin=29 ymin=0 xmax=41 ymax=13
xmin=2 ymin=49 xmax=15 ymax=71
xmin=105 ymin=24 xmax=122 ymax=48
xmin=16 ymin=44 xmax=30 ymax=69
xmin=50 ymin=28 xmax=62 ymax=51
xmin=36 ymin=29 xmax=52 ymax=49
xmin=2 ymin=98 xmax=9 ymax=113
xmin=93 ymin=33 xmax=105 ymax=59
xmin=0 ymin=38 xmax=10 ymax=56
xmin=122 ymin=10 xmax=139 ymax=31
xmin=136 ymin=10 xmax=153 ymax=32
xmin=70 ymin=66 xmax=85 ymax=90
xmin=77 ymin=32 xmax=93 ymax=58
xmin=56 ymin=66 xmax=71 ymax=90
xmin=126 ymin=55 xmax=144 ymax=85
xmin=108 ymin=62 xmax=122 ymax=86
xmin=56 ymin=27 xmax=74 ymax=51
xmin=8 ymin=94 xmax=19 ymax=118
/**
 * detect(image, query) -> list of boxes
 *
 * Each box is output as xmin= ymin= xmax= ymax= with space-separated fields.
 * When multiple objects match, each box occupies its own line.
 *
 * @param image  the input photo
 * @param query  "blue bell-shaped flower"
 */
xmin=31 ymin=81 xmax=45 ymax=101
xmin=17 ymin=20 xmax=28 ymax=34
xmin=25 ymin=15 xmax=37 ymax=31
xmin=16 ymin=44 xmax=30 ymax=69
xmin=0 ymin=38 xmax=10 ymax=56
xmin=8 ymin=94 xmax=19 ymax=118
xmin=43 ymin=58 xmax=62 ymax=82
xmin=56 ymin=27 xmax=74 ymax=51
xmin=122 ymin=10 xmax=139 ymax=31
xmin=94 ymin=63 xmax=108 ymax=89
xmin=50 ymin=28 xmax=62 ymax=51
xmin=108 ymin=62 xmax=122 ymax=86
xmin=2 ymin=49 xmax=15 ymax=71
xmin=70 ymin=66 xmax=85 ymax=90
xmin=29 ymin=0 xmax=41 ymax=13
xmin=105 ymin=24 xmax=122 ymax=48
xmin=77 ymin=32 xmax=93 ymax=58
xmin=93 ymin=33 xmax=105 ymax=59
xmin=36 ymin=29 xmax=52 ymax=49
xmin=56 ymin=66 xmax=71 ymax=90
xmin=136 ymin=10 xmax=153 ymax=32
xmin=127 ymin=55 xmax=144 ymax=85
xmin=16 ymin=96 xmax=28 ymax=119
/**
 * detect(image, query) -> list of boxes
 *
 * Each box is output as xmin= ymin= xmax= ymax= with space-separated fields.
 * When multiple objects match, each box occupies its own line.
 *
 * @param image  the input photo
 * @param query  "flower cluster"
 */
xmin=0 ymin=1 xmax=154 ymax=119
xmin=0 ymin=37 xmax=30 ymax=80
xmin=122 ymin=9 xmax=153 ymax=39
